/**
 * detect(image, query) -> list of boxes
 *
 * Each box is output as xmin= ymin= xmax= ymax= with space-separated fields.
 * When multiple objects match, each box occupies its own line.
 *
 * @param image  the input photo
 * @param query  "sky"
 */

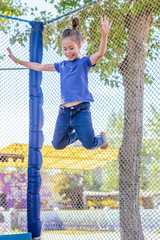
xmin=0 ymin=0 xmax=159 ymax=150
xmin=21 ymin=0 xmax=58 ymax=20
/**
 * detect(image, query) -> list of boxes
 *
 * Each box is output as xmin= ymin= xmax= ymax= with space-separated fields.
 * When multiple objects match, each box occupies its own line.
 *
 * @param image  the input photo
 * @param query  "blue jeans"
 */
xmin=52 ymin=102 xmax=105 ymax=150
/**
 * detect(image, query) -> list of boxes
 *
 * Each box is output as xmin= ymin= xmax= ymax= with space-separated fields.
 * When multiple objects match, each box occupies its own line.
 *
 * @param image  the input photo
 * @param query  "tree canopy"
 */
xmin=0 ymin=0 xmax=28 ymax=32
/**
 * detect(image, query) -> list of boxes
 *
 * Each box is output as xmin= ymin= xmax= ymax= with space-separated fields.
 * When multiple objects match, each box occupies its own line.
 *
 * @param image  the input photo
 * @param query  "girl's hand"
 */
xmin=7 ymin=47 xmax=17 ymax=63
xmin=100 ymin=15 xmax=112 ymax=37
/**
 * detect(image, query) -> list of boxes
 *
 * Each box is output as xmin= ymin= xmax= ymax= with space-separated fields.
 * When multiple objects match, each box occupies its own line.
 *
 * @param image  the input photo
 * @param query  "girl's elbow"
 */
xmin=99 ymin=52 xmax=105 ymax=58
xmin=97 ymin=55 xmax=103 ymax=62
xmin=97 ymin=52 xmax=104 ymax=59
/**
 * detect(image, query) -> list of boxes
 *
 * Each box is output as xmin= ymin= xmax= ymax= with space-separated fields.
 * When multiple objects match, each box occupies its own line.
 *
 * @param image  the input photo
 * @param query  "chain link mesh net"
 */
xmin=0 ymin=0 xmax=160 ymax=239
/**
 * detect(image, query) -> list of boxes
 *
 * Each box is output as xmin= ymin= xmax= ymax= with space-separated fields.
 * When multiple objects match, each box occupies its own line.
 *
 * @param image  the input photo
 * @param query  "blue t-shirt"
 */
xmin=54 ymin=56 xmax=96 ymax=104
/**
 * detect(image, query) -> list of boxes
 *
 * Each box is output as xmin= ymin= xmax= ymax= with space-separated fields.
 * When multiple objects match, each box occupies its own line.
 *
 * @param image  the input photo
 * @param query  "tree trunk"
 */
xmin=118 ymin=12 xmax=153 ymax=240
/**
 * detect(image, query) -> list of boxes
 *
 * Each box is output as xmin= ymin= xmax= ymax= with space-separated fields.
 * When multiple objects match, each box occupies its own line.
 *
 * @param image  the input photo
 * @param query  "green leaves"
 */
xmin=105 ymin=110 xmax=124 ymax=149
xmin=9 ymin=27 xmax=31 ymax=47
xmin=144 ymin=72 xmax=154 ymax=84
xmin=101 ymin=161 xmax=119 ymax=192
xmin=54 ymin=0 xmax=81 ymax=14
xmin=0 ymin=0 xmax=28 ymax=17
xmin=0 ymin=54 xmax=5 ymax=60
xmin=141 ymin=104 xmax=160 ymax=190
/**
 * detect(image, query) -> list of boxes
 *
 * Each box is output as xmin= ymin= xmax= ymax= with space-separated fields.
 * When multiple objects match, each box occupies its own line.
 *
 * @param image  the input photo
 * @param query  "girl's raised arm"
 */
xmin=7 ymin=47 xmax=56 ymax=72
xmin=90 ymin=15 xmax=112 ymax=66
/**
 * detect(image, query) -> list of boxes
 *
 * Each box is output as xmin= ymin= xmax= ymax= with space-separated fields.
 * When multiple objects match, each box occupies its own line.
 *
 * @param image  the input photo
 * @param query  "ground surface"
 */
xmin=41 ymin=231 xmax=160 ymax=240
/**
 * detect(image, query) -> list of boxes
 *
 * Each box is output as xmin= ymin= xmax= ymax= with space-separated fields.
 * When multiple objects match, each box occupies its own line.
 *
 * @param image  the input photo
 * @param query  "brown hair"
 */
xmin=61 ymin=16 xmax=88 ymax=45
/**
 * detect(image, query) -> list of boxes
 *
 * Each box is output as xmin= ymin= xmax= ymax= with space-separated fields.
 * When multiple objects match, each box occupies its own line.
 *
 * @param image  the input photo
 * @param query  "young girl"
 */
xmin=7 ymin=15 xmax=112 ymax=150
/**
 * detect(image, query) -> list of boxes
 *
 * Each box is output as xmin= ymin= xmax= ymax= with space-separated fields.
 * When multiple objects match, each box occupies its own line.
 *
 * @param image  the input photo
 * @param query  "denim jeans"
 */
xmin=52 ymin=102 xmax=105 ymax=150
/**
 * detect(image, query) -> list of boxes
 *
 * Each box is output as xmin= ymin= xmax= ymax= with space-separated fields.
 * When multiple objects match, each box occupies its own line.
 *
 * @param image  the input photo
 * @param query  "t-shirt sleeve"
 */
xmin=86 ymin=56 xmax=96 ymax=68
xmin=54 ymin=62 xmax=61 ymax=73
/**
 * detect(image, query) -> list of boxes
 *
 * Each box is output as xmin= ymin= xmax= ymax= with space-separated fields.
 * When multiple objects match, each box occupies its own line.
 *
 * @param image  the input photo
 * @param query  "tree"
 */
xmin=117 ymin=10 xmax=152 ymax=239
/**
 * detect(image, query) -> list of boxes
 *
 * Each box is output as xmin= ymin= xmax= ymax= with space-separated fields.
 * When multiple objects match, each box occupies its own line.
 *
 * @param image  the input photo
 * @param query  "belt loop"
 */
xmin=60 ymin=105 xmax=64 ymax=110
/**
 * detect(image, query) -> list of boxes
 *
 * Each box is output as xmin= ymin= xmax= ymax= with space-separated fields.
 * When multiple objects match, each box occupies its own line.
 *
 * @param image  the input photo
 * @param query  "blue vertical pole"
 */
xmin=27 ymin=21 xmax=44 ymax=239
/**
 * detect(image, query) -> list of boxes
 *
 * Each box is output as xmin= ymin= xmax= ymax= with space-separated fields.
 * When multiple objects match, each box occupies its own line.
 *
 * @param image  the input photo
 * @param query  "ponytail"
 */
xmin=61 ymin=15 xmax=89 ymax=44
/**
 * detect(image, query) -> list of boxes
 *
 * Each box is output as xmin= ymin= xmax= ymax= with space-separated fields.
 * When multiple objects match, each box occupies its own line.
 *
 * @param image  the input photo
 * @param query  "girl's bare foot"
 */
xmin=100 ymin=132 xmax=109 ymax=150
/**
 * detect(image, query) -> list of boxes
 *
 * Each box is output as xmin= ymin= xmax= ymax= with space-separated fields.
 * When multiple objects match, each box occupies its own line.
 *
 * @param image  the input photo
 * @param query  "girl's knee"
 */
xmin=82 ymin=142 xmax=94 ymax=150
xmin=51 ymin=140 xmax=65 ymax=150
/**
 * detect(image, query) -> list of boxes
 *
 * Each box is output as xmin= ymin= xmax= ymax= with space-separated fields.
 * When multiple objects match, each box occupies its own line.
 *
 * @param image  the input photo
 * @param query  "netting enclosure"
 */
xmin=0 ymin=0 xmax=160 ymax=240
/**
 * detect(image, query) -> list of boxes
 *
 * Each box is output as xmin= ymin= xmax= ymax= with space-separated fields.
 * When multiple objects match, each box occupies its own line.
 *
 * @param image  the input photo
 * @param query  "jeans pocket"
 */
xmin=79 ymin=106 xmax=90 ymax=113
xmin=58 ymin=108 xmax=64 ymax=115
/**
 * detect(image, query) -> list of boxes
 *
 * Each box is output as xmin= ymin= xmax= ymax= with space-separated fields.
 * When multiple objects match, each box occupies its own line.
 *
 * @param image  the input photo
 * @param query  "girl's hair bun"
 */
xmin=71 ymin=16 xmax=80 ymax=30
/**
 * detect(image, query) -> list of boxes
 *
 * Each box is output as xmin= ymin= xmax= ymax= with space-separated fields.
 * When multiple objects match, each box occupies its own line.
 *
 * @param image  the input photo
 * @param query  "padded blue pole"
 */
xmin=27 ymin=21 xmax=44 ymax=239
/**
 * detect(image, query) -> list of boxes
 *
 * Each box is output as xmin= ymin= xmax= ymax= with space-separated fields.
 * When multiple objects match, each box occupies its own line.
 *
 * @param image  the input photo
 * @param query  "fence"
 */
xmin=0 ymin=0 xmax=160 ymax=240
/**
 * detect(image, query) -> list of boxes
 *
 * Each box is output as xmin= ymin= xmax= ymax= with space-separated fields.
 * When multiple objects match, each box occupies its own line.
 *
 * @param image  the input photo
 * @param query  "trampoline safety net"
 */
xmin=0 ymin=0 xmax=160 ymax=240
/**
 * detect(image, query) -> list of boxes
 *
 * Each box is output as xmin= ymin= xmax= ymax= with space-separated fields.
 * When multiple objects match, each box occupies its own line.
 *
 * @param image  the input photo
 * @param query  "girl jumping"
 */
xmin=7 ymin=15 xmax=112 ymax=150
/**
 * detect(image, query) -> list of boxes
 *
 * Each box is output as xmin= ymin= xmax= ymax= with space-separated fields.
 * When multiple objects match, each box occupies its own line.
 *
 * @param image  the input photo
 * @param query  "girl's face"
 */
xmin=62 ymin=37 xmax=81 ymax=61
